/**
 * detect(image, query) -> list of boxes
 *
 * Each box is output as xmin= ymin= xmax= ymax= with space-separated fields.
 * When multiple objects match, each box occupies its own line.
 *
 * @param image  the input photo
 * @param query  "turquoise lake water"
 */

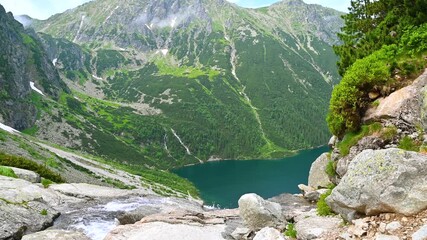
xmin=173 ymin=145 xmax=328 ymax=208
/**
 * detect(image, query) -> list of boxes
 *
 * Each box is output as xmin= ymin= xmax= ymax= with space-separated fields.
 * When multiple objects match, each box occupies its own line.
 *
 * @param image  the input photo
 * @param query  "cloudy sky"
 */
xmin=0 ymin=0 xmax=350 ymax=20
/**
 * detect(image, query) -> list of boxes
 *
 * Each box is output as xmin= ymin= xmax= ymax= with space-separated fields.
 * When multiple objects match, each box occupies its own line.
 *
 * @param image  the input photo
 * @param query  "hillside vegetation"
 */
xmin=22 ymin=0 xmax=344 ymax=166
xmin=327 ymin=0 xmax=427 ymax=137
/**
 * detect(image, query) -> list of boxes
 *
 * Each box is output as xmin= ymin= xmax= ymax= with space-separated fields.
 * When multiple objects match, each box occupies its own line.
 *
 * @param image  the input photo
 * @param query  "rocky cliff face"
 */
xmin=0 ymin=5 xmax=68 ymax=130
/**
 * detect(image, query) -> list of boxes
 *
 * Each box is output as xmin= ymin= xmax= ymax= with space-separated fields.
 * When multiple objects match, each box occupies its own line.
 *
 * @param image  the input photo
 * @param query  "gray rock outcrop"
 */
xmin=308 ymin=153 xmax=332 ymax=189
xmin=49 ymin=183 xmax=142 ymax=199
xmin=9 ymin=167 xmax=41 ymax=183
xmin=0 ymin=5 xmax=68 ymax=130
xmin=238 ymin=193 xmax=284 ymax=231
xmin=22 ymin=230 xmax=90 ymax=240
xmin=0 ymin=176 xmax=60 ymax=239
xmin=328 ymin=148 xmax=427 ymax=221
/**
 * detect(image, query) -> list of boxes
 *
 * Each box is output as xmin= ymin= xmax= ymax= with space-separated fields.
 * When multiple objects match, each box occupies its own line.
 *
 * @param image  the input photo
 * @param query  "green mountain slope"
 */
xmin=21 ymin=0 xmax=343 ymax=167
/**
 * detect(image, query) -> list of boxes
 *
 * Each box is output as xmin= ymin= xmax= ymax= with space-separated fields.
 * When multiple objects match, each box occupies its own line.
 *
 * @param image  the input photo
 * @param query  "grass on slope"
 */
xmin=0 ymin=166 xmax=17 ymax=178
xmin=0 ymin=152 xmax=64 ymax=183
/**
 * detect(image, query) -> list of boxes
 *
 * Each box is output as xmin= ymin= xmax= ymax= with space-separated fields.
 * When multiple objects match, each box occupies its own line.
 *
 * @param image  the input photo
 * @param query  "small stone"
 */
xmin=401 ymin=217 xmax=408 ymax=222
xmin=368 ymin=231 xmax=376 ymax=238
xmin=231 ymin=227 xmax=251 ymax=240
xmin=253 ymin=227 xmax=285 ymax=240
xmin=384 ymin=214 xmax=391 ymax=221
xmin=350 ymin=219 xmax=369 ymax=237
xmin=304 ymin=191 xmax=320 ymax=202
xmin=340 ymin=232 xmax=352 ymax=240
xmin=298 ymin=184 xmax=314 ymax=194
xmin=328 ymin=136 xmax=337 ymax=147
xmin=295 ymin=215 xmax=341 ymax=240
xmin=375 ymin=234 xmax=400 ymax=240
xmin=386 ymin=221 xmax=402 ymax=233
xmin=379 ymin=223 xmax=387 ymax=233
xmin=412 ymin=224 xmax=427 ymax=240
xmin=369 ymin=92 xmax=380 ymax=100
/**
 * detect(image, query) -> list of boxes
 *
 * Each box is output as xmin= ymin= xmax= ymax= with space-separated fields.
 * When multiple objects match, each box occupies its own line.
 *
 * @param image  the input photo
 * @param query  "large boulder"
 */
xmin=308 ymin=153 xmax=332 ymax=189
xmin=0 ymin=176 xmax=60 ymax=239
xmin=9 ymin=167 xmax=41 ymax=183
xmin=328 ymin=148 xmax=427 ymax=221
xmin=364 ymin=69 xmax=427 ymax=127
xmin=238 ymin=193 xmax=284 ymax=231
xmin=336 ymin=136 xmax=385 ymax=178
xmin=22 ymin=230 xmax=90 ymax=240
xmin=363 ymin=82 xmax=419 ymax=123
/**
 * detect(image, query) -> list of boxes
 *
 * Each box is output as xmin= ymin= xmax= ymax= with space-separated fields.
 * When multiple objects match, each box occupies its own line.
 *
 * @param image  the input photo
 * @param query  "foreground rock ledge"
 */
xmin=328 ymin=148 xmax=427 ymax=220
xmin=22 ymin=230 xmax=90 ymax=240
xmin=105 ymin=209 xmax=239 ymax=240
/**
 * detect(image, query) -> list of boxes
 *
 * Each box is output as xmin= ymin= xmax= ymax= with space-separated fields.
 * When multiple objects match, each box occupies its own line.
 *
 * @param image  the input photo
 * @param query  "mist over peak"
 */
xmin=14 ymin=15 xmax=33 ymax=28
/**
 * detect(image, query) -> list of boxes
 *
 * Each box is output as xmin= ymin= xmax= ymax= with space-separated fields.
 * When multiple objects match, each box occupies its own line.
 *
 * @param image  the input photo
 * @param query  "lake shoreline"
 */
xmin=180 ymin=144 xmax=328 ymax=167
xmin=174 ymin=145 xmax=329 ymax=208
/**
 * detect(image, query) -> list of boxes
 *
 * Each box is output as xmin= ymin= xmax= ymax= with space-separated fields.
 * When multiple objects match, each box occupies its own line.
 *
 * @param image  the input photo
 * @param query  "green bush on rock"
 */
xmin=284 ymin=223 xmax=297 ymax=238
xmin=398 ymin=136 xmax=420 ymax=152
xmin=400 ymin=24 xmax=427 ymax=57
xmin=41 ymin=178 xmax=53 ymax=188
xmin=40 ymin=209 xmax=48 ymax=216
xmin=317 ymin=185 xmax=335 ymax=216
xmin=327 ymin=45 xmax=397 ymax=137
xmin=325 ymin=160 xmax=337 ymax=177
xmin=338 ymin=122 xmax=382 ymax=156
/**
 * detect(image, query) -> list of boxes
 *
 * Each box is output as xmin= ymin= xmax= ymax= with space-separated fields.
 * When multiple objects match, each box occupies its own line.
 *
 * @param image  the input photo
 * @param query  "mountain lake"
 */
xmin=173 ymin=145 xmax=329 ymax=208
